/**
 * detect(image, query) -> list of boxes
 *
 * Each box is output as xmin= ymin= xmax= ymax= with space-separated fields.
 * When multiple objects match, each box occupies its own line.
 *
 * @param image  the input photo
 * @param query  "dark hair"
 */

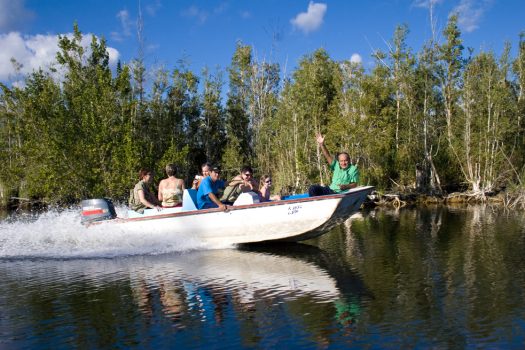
xmin=200 ymin=162 xmax=212 ymax=174
xmin=241 ymin=166 xmax=253 ymax=174
xmin=165 ymin=163 xmax=177 ymax=177
xmin=138 ymin=168 xmax=152 ymax=180
xmin=210 ymin=165 xmax=221 ymax=173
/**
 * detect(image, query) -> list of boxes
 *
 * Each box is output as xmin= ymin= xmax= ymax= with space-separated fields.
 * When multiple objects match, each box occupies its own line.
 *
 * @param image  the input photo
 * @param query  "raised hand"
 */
xmin=316 ymin=133 xmax=325 ymax=145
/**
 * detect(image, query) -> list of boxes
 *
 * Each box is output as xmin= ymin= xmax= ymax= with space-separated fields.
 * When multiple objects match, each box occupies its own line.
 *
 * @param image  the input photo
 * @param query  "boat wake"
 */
xmin=0 ymin=206 xmax=233 ymax=259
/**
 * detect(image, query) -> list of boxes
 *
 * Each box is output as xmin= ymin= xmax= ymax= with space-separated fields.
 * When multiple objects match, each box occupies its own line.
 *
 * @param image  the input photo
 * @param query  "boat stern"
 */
xmin=81 ymin=198 xmax=117 ymax=225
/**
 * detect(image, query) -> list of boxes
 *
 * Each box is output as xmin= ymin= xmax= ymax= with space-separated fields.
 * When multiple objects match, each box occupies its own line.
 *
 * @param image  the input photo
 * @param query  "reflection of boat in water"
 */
xmin=0 ymin=246 xmax=369 ymax=347
xmin=241 ymin=243 xmax=370 ymax=300
xmin=0 ymin=249 xmax=340 ymax=302
xmin=81 ymin=186 xmax=374 ymax=245
xmin=168 ymin=249 xmax=340 ymax=301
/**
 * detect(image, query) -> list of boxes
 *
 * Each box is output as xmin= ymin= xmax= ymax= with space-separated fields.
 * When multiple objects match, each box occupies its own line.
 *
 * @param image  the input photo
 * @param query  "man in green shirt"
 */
xmin=308 ymin=133 xmax=359 ymax=196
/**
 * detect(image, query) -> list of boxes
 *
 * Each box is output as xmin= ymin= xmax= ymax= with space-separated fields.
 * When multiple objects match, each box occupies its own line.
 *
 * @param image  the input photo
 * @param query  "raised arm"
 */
xmin=229 ymin=175 xmax=243 ymax=187
xmin=245 ymin=178 xmax=262 ymax=196
xmin=316 ymin=133 xmax=333 ymax=165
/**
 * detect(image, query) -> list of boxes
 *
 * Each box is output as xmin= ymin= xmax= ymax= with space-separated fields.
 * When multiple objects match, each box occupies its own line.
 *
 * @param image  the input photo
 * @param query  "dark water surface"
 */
xmin=1 ymin=206 xmax=524 ymax=349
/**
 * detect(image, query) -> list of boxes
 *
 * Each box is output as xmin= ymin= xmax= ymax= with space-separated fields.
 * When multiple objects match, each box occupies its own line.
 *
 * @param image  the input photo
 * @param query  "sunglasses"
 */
xmin=243 ymin=173 xmax=253 ymax=177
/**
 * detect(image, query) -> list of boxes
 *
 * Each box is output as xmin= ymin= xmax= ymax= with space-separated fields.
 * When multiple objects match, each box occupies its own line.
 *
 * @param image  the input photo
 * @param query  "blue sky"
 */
xmin=1 ymin=0 xmax=524 ymax=85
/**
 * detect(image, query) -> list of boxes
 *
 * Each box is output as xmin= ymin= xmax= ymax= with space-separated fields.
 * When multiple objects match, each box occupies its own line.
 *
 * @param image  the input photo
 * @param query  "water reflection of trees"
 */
xmin=4 ymin=210 xmax=522 ymax=348
xmin=326 ymin=205 xmax=525 ymax=347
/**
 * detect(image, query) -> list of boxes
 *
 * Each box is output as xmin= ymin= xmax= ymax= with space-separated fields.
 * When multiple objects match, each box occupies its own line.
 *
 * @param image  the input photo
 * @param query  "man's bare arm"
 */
xmin=316 ymin=133 xmax=333 ymax=164
xmin=208 ymin=192 xmax=227 ymax=211
xmin=339 ymin=183 xmax=357 ymax=190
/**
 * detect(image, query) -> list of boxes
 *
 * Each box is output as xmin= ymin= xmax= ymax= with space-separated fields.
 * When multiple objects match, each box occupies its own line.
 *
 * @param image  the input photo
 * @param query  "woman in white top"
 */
xmin=158 ymin=163 xmax=185 ymax=207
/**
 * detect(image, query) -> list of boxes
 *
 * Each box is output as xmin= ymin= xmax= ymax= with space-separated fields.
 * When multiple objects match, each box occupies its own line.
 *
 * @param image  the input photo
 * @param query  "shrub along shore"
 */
xmin=2 ymin=180 xmax=524 ymax=211
xmin=367 ymin=189 xmax=525 ymax=209
xmin=2 ymin=18 xmax=525 ymax=210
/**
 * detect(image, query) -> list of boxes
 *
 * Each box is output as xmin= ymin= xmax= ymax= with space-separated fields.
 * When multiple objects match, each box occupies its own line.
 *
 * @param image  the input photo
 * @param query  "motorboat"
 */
xmin=81 ymin=186 xmax=374 ymax=245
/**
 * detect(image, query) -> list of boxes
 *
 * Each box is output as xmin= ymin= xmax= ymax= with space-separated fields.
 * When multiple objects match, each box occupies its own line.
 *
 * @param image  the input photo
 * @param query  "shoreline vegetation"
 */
xmin=1 ymin=18 xmax=525 ymax=211
xmin=367 ymin=189 xmax=525 ymax=209
xmin=3 ymin=188 xmax=525 ymax=212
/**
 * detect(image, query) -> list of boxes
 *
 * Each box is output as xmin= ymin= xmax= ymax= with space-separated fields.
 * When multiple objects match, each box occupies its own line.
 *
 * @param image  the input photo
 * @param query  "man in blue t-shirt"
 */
xmin=309 ymin=133 xmax=360 ymax=196
xmin=196 ymin=166 xmax=227 ymax=210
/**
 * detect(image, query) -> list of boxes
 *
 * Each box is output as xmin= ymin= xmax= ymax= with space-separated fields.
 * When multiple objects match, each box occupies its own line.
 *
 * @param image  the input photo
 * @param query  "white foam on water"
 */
xmin=0 ymin=206 xmax=233 ymax=259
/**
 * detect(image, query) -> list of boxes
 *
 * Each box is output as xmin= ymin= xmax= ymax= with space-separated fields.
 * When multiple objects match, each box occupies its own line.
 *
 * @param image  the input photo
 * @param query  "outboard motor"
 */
xmin=81 ymin=198 xmax=117 ymax=225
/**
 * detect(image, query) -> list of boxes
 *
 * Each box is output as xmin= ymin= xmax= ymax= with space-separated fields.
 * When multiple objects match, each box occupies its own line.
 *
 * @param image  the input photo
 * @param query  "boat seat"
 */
xmin=282 ymin=193 xmax=309 ymax=200
xmin=182 ymin=189 xmax=198 ymax=211
xmin=233 ymin=192 xmax=260 ymax=206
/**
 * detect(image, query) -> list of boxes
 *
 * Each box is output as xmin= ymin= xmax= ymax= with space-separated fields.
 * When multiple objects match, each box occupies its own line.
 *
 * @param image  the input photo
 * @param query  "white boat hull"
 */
xmin=94 ymin=186 xmax=374 ymax=245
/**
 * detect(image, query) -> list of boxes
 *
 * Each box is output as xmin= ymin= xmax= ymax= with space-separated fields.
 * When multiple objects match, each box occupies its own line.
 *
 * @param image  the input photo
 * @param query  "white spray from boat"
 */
xmin=0 ymin=206 xmax=233 ymax=259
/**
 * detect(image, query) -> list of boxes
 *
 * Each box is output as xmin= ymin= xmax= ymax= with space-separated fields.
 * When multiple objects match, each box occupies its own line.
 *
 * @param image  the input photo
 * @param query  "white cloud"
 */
xmin=182 ymin=5 xmax=209 ymax=24
xmin=239 ymin=10 xmax=251 ymax=19
xmin=106 ymin=47 xmax=120 ymax=64
xmin=0 ymin=32 xmax=120 ymax=82
xmin=111 ymin=9 xmax=133 ymax=42
xmin=180 ymin=3 xmax=227 ymax=24
xmin=146 ymin=0 xmax=162 ymax=16
xmin=290 ymin=1 xmax=327 ymax=34
xmin=452 ymin=0 xmax=492 ymax=33
xmin=412 ymin=0 xmax=444 ymax=8
xmin=11 ymin=79 xmax=26 ymax=88
xmin=0 ymin=0 xmax=34 ymax=31
xmin=350 ymin=53 xmax=362 ymax=64
xmin=117 ymin=10 xmax=132 ymax=36
xmin=213 ymin=2 xmax=229 ymax=15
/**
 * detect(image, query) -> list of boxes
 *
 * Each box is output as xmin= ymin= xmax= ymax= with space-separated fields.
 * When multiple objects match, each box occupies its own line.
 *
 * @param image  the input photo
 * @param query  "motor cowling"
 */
xmin=81 ymin=198 xmax=117 ymax=225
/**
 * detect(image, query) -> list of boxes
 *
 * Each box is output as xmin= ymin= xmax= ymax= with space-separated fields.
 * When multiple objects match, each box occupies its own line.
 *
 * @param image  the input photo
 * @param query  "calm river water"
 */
xmin=1 ymin=205 xmax=524 ymax=349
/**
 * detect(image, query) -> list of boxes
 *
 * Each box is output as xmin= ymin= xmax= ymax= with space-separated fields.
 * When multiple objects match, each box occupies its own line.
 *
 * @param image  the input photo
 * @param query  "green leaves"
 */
xmin=2 ymin=22 xmax=525 ymax=207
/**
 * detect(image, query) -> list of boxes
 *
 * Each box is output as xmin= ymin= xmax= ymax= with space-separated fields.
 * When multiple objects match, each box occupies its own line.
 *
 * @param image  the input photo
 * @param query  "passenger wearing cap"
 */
xmin=196 ymin=166 xmax=227 ymax=210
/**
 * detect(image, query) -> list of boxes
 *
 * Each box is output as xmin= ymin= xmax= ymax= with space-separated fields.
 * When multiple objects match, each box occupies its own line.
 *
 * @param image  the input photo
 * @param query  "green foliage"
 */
xmin=201 ymin=68 xmax=226 ymax=166
xmin=225 ymin=42 xmax=252 ymax=165
xmin=269 ymin=49 xmax=342 ymax=192
xmin=2 ymin=22 xmax=525 ymax=207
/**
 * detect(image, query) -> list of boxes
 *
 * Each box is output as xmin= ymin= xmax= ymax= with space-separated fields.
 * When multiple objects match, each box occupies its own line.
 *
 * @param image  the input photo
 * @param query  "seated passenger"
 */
xmin=196 ymin=166 xmax=227 ymax=211
xmin=221 ymin=166 xmax=261 ymax=204
xmin=192 ymin=162 xmax=211 ymax=190
xmin=158 ymin=163 xmax=185 ymax=207
xmin=259 ymin=175 xmax=281 ymax=202
xmin=129 ymin=168 xmax=162 ymax=213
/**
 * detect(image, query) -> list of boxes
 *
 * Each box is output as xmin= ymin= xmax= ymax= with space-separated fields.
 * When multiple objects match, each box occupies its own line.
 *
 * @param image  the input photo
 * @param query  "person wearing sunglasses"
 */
xmin=221 ymin=166 xmax=261 ymax=204
xmin=259 ymin=175 xmax=280 ymax=202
